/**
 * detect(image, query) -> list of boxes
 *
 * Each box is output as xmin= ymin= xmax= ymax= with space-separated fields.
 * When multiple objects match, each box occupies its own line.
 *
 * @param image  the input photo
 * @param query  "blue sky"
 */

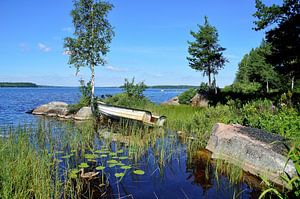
xmin=0 ymin=0 xmax=280 ymax=87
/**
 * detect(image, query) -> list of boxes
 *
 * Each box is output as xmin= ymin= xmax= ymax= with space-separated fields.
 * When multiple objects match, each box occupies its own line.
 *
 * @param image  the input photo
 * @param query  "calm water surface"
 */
xmin=0 ymin=87 xmax=260 ymax=198
xmin=0 ymin=87 xmax=182 ymax=127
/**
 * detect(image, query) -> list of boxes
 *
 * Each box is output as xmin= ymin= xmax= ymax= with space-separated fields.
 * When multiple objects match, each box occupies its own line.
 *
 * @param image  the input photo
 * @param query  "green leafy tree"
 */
xmin=64 ymin=0 xmax=114 ymax=107
xmin=235 ymin=41 xmax=279 ymax=93
xmin=253 ymin=0 xmax=300 ymax=91
xmin=187 ymin=16 xmax=227 ymax=88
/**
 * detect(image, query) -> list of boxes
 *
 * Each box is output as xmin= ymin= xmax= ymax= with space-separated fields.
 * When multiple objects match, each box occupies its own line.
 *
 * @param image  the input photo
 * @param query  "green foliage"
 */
xmin=178 ymin=88 xmax=197 ymax=104
xmin=223 ymin=82 xmax=262 ymax=94
xmin=68 ymin=79 xmax=92 ymax=114
xmin=235 ymin=41 xmax=279 ymax=92
xmin=123 ymin=78 xmax=147 ymax=99
xmin=104 ymin=93 xmax=152 ymax=109
xmin=253 ymin=0 xmax=300 ymax=90
xmin=64 ymin=0 xmax=114 ymax=97
xmin=234 ymin=100 xmax=300 ymax=139
xmin=187 ymin=16 xmax=227 ymax=87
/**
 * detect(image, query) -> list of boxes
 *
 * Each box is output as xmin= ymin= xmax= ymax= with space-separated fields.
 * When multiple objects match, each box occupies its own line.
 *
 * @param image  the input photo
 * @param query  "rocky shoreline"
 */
xmin=31 ymin=101 xmax=92 ymax=120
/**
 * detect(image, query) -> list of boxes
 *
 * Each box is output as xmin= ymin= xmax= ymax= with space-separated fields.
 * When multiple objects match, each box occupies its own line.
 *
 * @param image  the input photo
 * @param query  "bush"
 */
xmin=178 ymin=88 xmax=197 ymax=104
xmin=123 ymin=78 xmax=147 ymax=99
xmin=68 ymin=79 xmax=92 ymax=114
xmin=104 ymin=93 xmax=152 ymax=108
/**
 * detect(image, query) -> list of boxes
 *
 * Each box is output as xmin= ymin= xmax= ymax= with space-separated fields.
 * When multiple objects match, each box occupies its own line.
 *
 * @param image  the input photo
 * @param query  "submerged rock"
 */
xmin=206 ymin=123 xmax=296 ymax=187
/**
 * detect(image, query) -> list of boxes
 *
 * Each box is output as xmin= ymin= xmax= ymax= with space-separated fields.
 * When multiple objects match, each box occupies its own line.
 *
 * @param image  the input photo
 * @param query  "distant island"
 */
xmin=0 ymin=82 xmax=38 ymax=87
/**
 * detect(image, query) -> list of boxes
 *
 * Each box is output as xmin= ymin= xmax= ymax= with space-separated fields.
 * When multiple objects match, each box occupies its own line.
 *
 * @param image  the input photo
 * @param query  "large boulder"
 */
xmin=206 ymin=123 xmax=296 ymax=187
xmin=73 ymin=107 xmax=92 ymax=120
xmin=191 ymin=93 xmax=208 ymax=107
xmin=32 ymin=101 xmax=69 ymax=117
xmin=162 ymin=96 xmax=179 ymax=105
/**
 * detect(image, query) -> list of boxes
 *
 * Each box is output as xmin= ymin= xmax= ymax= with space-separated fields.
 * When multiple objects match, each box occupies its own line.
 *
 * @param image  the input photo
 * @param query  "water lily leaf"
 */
xmin=133 ymin=170 xmax=145 ymax=175
xmin=121 ymin=165 xmax=131 ymax=170
xmin=108 ymin=164 xmax=117 ymax=168
xmin=115 ymin=173 xmax=124 ymax=178
xmin=87 ymin=159 xmax=96 ymax=162
xmin=62 ymin=154 xmax=74 ymax=159
xmin=117 ymin=162 xmax=125 ymax=166
xmin=116 ymin=149 xmax=123 ymax=153
xmin=107 ymin=159 xmax=118 ymax=164
xmin=71 ymin=169 xmax=80 ymax=174
xmin=119 ymin=156 xmax=128 ymax=160
xmin=109 ymin=152 xmax=117 ymax=156
xmin=100 ymin=154 xmax=107 ymax=158
xmin=112 ymin=156 xmax=119 ymax=159
xmin=84 ymin=154 xmax=97 ymax=159
xmin=70 ymin=173 xmax=77 ymax=179
xmin=78 ymin=163 xmax=89 ymax=168
xmin=96 ymin=166 xmax=105 ymax=170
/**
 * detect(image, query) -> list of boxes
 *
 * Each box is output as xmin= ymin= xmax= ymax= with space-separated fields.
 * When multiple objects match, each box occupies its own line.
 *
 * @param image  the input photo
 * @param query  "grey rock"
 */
xmin=73 ymin=107 xmax=92 ymax=120
xmin=191 ymin=93 xmax=208 ymax=107
xmin=206 ymin=123 xmax=296 ymax=187
xmin=32 ymin=101 xmax=69 ymax=117
xmin=162 ymin=96 xmax=179 ymax=105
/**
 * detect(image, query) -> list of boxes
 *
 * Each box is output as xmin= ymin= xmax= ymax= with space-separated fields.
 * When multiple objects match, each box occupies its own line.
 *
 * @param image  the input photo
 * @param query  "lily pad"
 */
xmin=96 ymin=166 xmax=105 ymax=170
xmin=84 ymin=154 xmax=97 ymax=159
xmin=116 ymin=149 xmax=124 ymax=153
xmin=121 ymin=165 xmax=131 ymax=170
xmin=71 ymin=169 xmax=80 ymax=174
xmin=108 ymin=164 xmax=118 ymax=168
xmin=100 ymin=154 xmax=107 ymax=158
xmin=78 ymin=162 xmax=89 ymax=168
xmin=70 ymin=173 xmax=77 ymax=179
xmin=107 ymin=159 xmax=118 ymax=164
xmin=133 ymin=170 xmax=145 ymax=175
xmin=109 ymin=152 xmax=117 ymax=156
xmin=115 ymin=173 xmax=125 ymax=178
xmin=119 ymin=156 xmax=128 ymax=160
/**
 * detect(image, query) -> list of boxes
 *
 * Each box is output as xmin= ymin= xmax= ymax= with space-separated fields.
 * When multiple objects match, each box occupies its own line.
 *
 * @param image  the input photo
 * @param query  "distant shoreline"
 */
xmin=0 ymin=82 xmax=197 ymax=89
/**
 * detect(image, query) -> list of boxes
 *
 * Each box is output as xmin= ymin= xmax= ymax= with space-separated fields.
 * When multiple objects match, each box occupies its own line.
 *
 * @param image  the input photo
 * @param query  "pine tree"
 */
xmin=187 ymin=16 xmax=227 ymax=88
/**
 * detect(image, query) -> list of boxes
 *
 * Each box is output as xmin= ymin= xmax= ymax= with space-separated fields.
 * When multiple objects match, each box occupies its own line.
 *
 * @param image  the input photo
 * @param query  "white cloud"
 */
xmin=105 ymin=65 xmax=128 ymax=72
xmin=38 ymin=43 xmax=51 ymax=52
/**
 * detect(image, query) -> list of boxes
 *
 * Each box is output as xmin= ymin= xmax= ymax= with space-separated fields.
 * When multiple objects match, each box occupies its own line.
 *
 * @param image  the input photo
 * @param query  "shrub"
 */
xmin=68 ymin=79 xmax=92 ymax=114
xmin=123 ymin=78 xmax=147 ymax=99
xmin=178 ymin=88 xmax=197 ymax=104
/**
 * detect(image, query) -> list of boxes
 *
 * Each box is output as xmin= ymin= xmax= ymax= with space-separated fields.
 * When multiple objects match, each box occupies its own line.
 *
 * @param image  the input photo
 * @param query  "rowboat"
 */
xmin=97 ymin=102 xmax=166 ymax=127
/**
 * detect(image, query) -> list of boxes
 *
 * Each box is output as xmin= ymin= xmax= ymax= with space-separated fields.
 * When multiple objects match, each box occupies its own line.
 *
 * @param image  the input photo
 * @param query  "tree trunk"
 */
xmin=291 ymin=76 xmax=294 ymax=91
xmin=91 ymin=64 xmax=95 ymax=109
xmin=208 ymin=71 xmax=211 ymax=88
xmin=266 ymin=80 xmax=269 ymax=93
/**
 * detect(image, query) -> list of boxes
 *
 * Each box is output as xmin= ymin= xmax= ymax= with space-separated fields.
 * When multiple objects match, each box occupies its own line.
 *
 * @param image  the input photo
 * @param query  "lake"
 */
xmin=0 ymin=87 xmax=260 ymax=198
xmin=0 ymin=87 xmax=183 ymax=127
